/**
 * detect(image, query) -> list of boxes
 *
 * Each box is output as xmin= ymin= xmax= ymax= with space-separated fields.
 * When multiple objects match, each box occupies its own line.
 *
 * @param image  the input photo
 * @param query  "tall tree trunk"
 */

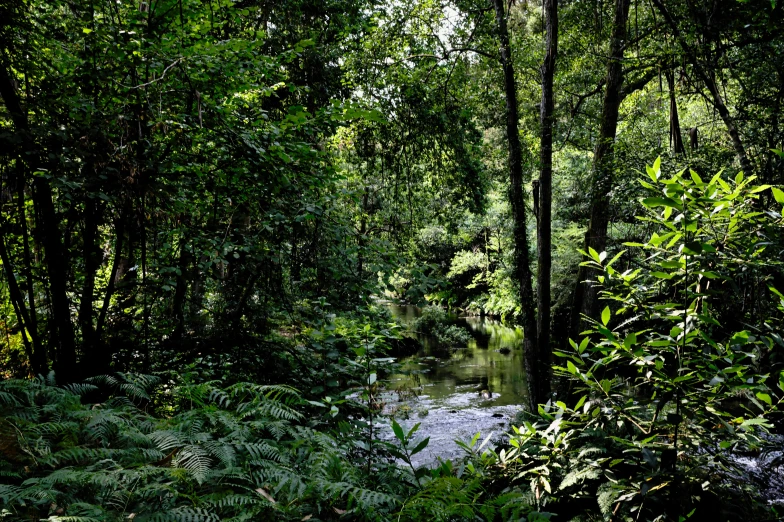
xmin=491 ymin=0 xmax=541 ymax=410
xmin=18 ymin=171 xmax=46 ymax=374
xmin=651 ymin=0 xmax=753 ymax=175
xmin=537 ymin=0 xmax=558 ymax=402
xmin=570 ymin=0 xmax=632 ymax=340
xmin=33 ymin=178 xmax=77 ymax=381
xmin=667 ymin=69 xmax=685 ymax=154
xmin=1 ymin=60 xmax=76 ymax=381
xmin=79 ymin=195 xmax=109 ymax=377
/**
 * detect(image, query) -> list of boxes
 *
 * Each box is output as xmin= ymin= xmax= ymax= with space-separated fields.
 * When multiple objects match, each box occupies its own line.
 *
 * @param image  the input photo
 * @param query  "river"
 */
xmin=379 ymin=304 xmax=527 ymax=466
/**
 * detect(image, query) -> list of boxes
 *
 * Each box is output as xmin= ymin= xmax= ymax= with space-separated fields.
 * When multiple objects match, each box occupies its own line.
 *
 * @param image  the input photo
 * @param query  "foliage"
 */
xmin=0 ymin=374 xmax=408 ymax=521
xmin=412 ymin=307 xmax=472 ymax=348
xmin=500 ymin=160 xmax=784 ymax=520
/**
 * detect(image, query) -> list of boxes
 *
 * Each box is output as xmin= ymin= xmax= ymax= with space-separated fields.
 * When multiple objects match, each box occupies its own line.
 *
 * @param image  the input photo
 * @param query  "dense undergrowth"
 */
xmin=0 ymin=373 xmax=541 ymax=522
xmin=3 ymin=162 xmax=784 ymax=521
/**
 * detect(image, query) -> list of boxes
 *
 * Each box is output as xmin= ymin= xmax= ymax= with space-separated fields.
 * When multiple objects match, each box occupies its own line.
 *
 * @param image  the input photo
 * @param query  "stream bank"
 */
xmin=379 ymin=304 xmax=527 ymax=466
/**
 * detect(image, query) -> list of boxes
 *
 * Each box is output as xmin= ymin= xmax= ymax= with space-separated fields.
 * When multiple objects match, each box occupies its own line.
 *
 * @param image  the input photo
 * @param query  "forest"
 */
xmin=1 ymin=0 xmax=784 ymax=520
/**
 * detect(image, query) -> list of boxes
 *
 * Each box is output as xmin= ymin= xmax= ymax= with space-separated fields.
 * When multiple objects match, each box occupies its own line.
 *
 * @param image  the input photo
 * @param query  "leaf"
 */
xmin=410 ymin=437 xmax=430 ymax=456
xmin=756 ymin=392 xmax=772 ymax=406
xmin=601 ymin=306 xmax=611 ymax=326
xmin=623 ymin=333 xmax=637 ymax=349
xmin=606 ymin=250 xmax=626 ymax=268
xmin=771 ymin=187 xmax=784 ymax=205
xmin=567 ymin=360 xmax=578 ymax=375
xmin=643 ymin=197 xmax=681 ymax=210
xmin=740 ymin=417 xmax=772 ymax=430
xmin=368 ymin=373 xmax=377 ymax=385
xmin=391 ymin=419 xmax=405 ymax=442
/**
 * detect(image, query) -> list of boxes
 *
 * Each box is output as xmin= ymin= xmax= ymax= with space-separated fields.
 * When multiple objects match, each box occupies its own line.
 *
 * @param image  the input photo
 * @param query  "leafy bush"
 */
xmin=498 ymin=161 xmax=783 ymax=521
xmin=412 ymin=307 xmax=472 ymax=348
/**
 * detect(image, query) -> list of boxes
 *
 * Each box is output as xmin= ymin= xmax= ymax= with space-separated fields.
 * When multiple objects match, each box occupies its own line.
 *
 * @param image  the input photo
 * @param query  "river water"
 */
xmin=377 ymin=305 xmax=784 ymax=505
xmin=379 ymin=304 xmax=527 ymax=465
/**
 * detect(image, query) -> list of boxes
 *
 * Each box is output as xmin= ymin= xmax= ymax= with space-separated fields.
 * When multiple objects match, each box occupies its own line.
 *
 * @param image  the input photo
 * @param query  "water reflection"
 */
xmin=386 ymin=304 xmax=527 ymax=407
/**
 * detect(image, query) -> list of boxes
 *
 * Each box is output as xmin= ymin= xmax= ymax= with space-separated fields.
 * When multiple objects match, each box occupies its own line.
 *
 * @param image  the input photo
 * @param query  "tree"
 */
xmin=536 ymin=0 xmax=558 ymax=403
xmin=491 ymin=0 xmax=541 ymax=408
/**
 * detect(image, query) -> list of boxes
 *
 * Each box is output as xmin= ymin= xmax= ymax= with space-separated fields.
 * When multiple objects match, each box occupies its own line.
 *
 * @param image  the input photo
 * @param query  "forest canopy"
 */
xmin=1 ymin=0 xmax=784 ymax=520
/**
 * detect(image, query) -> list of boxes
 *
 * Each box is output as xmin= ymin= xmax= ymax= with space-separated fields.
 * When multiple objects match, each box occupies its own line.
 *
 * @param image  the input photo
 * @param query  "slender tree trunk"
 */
xmin=491 ymin=0 xmax=541 ymax=409
xmin=18 ymin=174 xmax=46 ymax=374
xmin=667 ymin=70 xmax=685 ymax=154
xmin=79 ymin=195 xmax=109 ymax=377
xmin=537 ymin=0 xmax=558 ymax=401
xmin=570 ymin=0 xmax=631 ymax=340
xmin=0 ymin=231 xmax=39 ymax=372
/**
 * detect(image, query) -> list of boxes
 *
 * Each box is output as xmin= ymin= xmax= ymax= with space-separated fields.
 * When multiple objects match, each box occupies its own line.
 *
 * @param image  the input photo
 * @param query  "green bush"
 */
xmin=497 ymin=160 xmax=783 ymax=521
xmin=412 ymin=307 xmax=472 ymax=348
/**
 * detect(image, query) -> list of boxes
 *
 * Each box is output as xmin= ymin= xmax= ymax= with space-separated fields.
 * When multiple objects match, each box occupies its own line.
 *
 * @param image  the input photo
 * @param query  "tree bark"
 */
xmin=537 ymin=0 xmax=558 ymax=404
xmin=570 ymin=0 xmax=631 ymax=340
xmin=667 ymin=70 xmax=685 ymax=154
xmin=491 ymin=0 xmax=541 ymax=409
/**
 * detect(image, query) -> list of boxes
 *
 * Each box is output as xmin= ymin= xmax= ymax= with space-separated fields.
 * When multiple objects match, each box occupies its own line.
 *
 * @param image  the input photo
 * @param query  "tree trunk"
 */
xmin=33 ymin=178 xmax=78 ymax=381
xmin=491 ymin=0 xmax=541 ymax=410
xmin=667 ymin=70 xmax=685 ymax=154
xmin=570 ymin=0 xmax=631 ymax=340
xmin=537 ymin=0 xmax=558 ymax=403
xmin=1 ymin=61 xmax=76 ymax=381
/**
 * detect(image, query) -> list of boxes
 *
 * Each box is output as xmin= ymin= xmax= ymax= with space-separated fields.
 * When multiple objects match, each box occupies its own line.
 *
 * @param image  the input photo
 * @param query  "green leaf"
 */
xmin=601 ymin=306 xmax=611 ymax=326
xmin=410 ymin=437 xmax=430 ymax=456
xmin=392 ymin=419 xmax=405 ymax=442
xmin=567 ymin=360 xmax=578 ymax=375
xmin=623 ymin=333 xmax=637 ymax=349
xmin=756 ymin=392 xmax=772 ymax=406
xmin=740 ymin=417 xmax=772 ymax=430
xmin=642 ymin=197 xmax=682 ymax=210
xmin=771 ymin=187 xmax=784 ymax=205
xmin=606 ymin=250 xmax=626 ymax=268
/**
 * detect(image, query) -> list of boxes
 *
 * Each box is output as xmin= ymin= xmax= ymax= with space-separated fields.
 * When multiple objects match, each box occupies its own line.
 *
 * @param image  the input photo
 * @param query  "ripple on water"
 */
xmin=379 ymin=393 xmax=523 ymax=467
